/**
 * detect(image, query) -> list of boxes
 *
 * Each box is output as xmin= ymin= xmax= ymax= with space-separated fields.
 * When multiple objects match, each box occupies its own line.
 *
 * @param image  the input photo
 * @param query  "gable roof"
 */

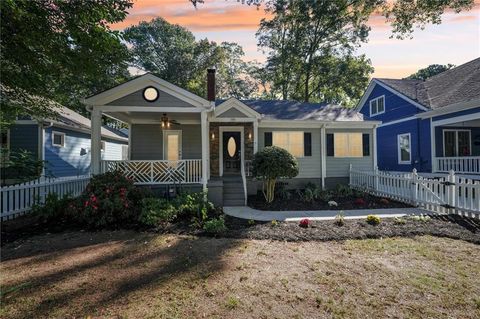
xmin=376 ymin=58 xmax=480 ymax=110
xmin=216 ymin=99 xmax=365 ymax=121
xmin=52 ymin=106 xmax=127 ymax=142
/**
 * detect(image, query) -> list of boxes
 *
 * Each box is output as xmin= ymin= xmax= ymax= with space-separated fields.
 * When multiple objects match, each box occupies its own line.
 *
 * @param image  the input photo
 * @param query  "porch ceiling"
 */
xmin=103 ymin=111 xmax=201 ymax=124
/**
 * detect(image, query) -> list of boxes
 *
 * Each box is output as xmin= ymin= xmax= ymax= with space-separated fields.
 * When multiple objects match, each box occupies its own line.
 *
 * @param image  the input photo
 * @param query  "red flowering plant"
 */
xmin=354 ymin=198 xmax=366 ymax=206
xmin=73 ymin=171 xmax=149 ymax=228
xmin=299 ymin=218 xmax=310 ymax=228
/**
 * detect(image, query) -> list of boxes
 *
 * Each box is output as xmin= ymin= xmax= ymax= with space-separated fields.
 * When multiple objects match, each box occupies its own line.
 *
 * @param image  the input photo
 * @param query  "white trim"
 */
xmin=129 ymin=119 xmax=201 ymax=125
xmin=373 ymin=79 xmax=429 ymax=111
xmin=46 ymin=122 xmax=127 ymax=143
xmin=259 ymin=120 xmax=380 ymax=129
xmin=14 ymin=120 xmax=37 ymax=125
xmin=214 ymin=98 xmax=262 ymax=119
xmin=253 ymin=120 xmax=258 ymax=154
xmin=51 ymin=131 xmax=66 ymax=148
xmin=397 ymin=133 xmax=412 ymax=165
xmin=84 ymin=73 xmax=211 ymax=108
xmin=378 ymin=115 xmax=418 ymax=127
xmin=98 ymin=106 xmax=205 ymax=113
xmin=369 ymin=95 xmax=385 ymax=117
xmin=430 ymin=118 xmax=436 ymax=172
xmin=90 ymin=109 xmax=102 ymax=174
xmin=201 ymin=111 xmax=208 ymax=190
xmin=431 ymin=112 xmax=480 ymax=126
xmin=418 ymin=98 xmax=480 ymax=119
xmin=442 ymin=129 xmax=472 ymax=157
xmin=218 ymin=126 xmax=244 ymax=177
xmin=372 ymin=126 xmax=378 ymax=169
xmin=162 ymin=130 xmax=182 ymax=160
xmin=320 ymin=125 xmax=326 ymax=189
xmin=128 ymin=123 xmax=132 ymax=160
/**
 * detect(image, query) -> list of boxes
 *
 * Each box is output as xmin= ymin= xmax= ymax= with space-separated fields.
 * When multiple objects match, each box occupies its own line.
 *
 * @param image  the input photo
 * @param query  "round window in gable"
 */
xmin=143 ymin=87 xmax=159 ymax=102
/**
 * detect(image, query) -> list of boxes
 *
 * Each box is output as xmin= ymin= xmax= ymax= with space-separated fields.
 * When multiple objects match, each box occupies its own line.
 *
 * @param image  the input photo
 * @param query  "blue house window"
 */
xmin=443 ymin=129 xmax=471 ymax=157
xmin=52 ymin=131 xmax=65 ymax=148
xmin=370 ymin=96 xmax=385 ymax=116
xmin=397 ymin=133 xmax=411 ymax=164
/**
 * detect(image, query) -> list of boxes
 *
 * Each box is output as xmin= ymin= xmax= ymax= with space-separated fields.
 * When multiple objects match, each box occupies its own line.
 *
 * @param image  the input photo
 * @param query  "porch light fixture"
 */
xmin=161 ymin=113 xmax=170 ymax=129
xmin=211 ymin=132 xmax=215 ymax=140
xmin=143 ymin=86 xmax=159 ymax=102
xmin=248 ymin=132 xmax=252 ymax=140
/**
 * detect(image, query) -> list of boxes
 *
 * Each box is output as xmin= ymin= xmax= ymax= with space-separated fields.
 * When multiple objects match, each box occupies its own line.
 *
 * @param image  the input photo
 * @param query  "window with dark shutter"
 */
xmin=304 ymin=132 xmax=312 ymax=156
xmin=362 ymin=134 xmax=370 ymax=156
xmin=326 ymin=134 xmax=334 ymax=156
xmin=264 ymin=132 xmax=272 ymax=147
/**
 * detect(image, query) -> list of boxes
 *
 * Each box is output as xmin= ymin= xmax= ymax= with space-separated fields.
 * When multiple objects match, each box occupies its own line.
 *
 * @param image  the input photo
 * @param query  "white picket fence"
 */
xmin=1 ymin=175 xmax=91 ymax=220
xmin=350 ymin=166 xmax=480 ymax=219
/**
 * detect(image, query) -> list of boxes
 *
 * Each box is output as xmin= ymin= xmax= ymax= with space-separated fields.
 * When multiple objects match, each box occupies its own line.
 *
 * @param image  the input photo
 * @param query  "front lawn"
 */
xmin=1 ymin=232 xmax=479 ymax=318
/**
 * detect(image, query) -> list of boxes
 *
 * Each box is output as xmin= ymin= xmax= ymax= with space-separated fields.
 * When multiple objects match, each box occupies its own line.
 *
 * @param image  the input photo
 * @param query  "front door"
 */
xmin=164 ymin=130 xmax=182 ymax=161
xmin=223 ymin=132 xmax=241 ymax=175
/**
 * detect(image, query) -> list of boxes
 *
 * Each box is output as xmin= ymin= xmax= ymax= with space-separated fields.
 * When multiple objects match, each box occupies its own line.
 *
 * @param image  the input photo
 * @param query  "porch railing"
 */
xmin=102 ymin=160 xmax=202 ymax=185
xmin=435 ymin=156 xmax=480 ymax=174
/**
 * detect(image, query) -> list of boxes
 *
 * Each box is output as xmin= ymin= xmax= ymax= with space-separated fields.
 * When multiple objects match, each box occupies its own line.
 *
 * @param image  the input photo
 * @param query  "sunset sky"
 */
xmin=112 ymin=0 xmax=480 ymax=78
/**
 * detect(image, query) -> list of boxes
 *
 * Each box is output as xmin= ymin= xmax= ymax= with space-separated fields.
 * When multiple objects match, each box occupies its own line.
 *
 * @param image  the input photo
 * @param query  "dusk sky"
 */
xmin=113 ymin=0 xmax=480 ymax=78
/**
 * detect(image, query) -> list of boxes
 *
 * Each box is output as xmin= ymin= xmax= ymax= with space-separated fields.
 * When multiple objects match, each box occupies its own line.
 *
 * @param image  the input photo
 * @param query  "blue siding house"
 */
xmin=356 ymin=58 xmax=480 ymax=175
xmin=2 ymin=106 xmax=128 ymax=179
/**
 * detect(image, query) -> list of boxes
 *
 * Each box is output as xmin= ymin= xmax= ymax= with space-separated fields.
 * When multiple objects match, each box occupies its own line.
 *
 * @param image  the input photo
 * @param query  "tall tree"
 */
xmin=124 ymin=18 xmax=257 ymax=99
xmin=0 ymin=0 xmax=133 ymax=125
xmin=407 ymin=64 xmax=455 ymax=80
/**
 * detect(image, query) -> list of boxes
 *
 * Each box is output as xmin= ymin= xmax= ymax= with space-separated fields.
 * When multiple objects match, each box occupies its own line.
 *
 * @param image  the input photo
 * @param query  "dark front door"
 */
xmin=223 ymin=132 xmax=241 ymax=175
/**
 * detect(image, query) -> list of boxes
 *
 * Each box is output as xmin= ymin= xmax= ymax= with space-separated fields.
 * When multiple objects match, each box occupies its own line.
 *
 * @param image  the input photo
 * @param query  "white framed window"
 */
xmin=369 ymin=95 xmax=385 ymax=116
xmin=334 ymin=133 xmax=363 ymax=158
xmin=272 ymin=131 xmax=304 ymax=157
xmin=397 ymin=133 xmax=411 ymax=164
xmin=443 ymin=129 xmax=471 ymax=157
xmin=52 ymin=131 xmax=65 ymax=147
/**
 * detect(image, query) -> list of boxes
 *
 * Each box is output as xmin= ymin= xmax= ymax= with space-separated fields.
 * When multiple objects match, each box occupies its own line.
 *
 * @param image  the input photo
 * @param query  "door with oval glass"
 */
xmin=223 ymin=132 xmax=241 ymax=175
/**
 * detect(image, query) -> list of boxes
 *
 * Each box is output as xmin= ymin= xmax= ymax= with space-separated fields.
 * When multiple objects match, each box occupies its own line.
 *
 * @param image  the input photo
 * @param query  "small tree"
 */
xmin=252 ymin=146 xmax=299 ymax=203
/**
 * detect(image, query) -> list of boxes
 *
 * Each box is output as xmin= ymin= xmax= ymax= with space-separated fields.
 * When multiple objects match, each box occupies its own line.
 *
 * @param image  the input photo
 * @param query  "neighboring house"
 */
xmin=356 ymin=58 xmax=480 ymax=175
xmin=84 ymin=71 xmax=380 ymax=206
xmin=1 ymin=106 xmax=128 ymax=180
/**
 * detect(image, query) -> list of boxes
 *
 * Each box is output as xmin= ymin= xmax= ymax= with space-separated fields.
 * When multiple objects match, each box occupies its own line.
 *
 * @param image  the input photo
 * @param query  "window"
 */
xmin=369 ymin=96 xmax=385 ymax=116
xmin=333 ymin=133 xmax=363 ymax=157
xmin=143 ymin=86 xmax=159 ymax=102
xmin=272 ymin=131 xmax=304 ymax=157
xmin=443 ymin=129 xmax=471 ymax=157
xmin=52 ymin=131 xmax=65 ymax=147
xmin=397 ymin=133 xmax=411 ymax=164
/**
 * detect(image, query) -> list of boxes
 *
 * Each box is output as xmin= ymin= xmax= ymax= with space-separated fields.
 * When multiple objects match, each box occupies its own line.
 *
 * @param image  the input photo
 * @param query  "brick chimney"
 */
xmin=207 ymin=68 xmax=216 ymax=102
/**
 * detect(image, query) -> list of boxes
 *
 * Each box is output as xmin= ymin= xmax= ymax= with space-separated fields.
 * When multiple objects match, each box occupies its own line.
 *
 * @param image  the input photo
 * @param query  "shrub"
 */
xmin=334 ymin=184 xmax=354 ymax=198
xmin=174 ymin=192 xmax=215 ymax=227
xmin=366 ymin=214 xmax=381 ymax=226
xmin=379 ymin=198 xmax=390 ymax=205
xmin=303 ymin=182 xmax=321 ymax=202
xmin=393 ymin=217 xmax=406 ymax=224
xmin=252 ymin=146 xmax=299 ymax=203
xmin=32 ymin=193 xmax=74 ymax=223
xmin=334 ymin=212 xmax=345 ymax=226
xmin=139 ymin=197 xmax=177 ymax=227
xmin=248 ymin=219 xmax=256 ymax=226
xmin=203 ymin=216 xmax=227 ymax=234
xmin=354 ymin=198 xmax=367 ymax=206
xmin=410 ymin=215 xmax=431 ymax=222
xmin=72 ymin=171 xmax=147 ymax=228
xmin=275 ymin=184 xmax=291 ymax=200
xmin=271 ymin=219 xmax=279 ymax=227
xmin=299 ymin=218 xmax=310 ymax=228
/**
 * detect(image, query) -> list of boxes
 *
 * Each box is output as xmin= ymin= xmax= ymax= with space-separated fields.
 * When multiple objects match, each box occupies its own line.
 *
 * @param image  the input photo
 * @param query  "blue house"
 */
xmin=1 ymin=106 xmax=128 ymax=180
xmin=356 ymin=58 xmax=480 ymax=175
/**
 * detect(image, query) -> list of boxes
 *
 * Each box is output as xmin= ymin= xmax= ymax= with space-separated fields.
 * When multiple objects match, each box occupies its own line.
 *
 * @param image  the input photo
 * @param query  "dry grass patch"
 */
xmin=1 ymin=232 xmax=479 ymax=319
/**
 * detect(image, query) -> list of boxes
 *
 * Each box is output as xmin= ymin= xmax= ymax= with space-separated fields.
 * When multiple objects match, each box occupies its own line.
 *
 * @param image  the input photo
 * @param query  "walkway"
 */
xmin=223 ymin=206 xmax=429 ymax=222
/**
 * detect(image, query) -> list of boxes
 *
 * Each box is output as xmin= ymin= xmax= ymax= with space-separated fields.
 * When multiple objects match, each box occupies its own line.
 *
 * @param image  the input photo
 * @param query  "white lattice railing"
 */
xmin=102 ymin=160 xmax=202 ymax=185
xmin=435 ymin=156 xmax=480 ymax=174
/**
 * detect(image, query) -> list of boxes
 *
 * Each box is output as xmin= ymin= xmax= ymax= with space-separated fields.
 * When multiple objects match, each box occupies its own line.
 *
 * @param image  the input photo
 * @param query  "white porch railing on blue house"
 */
xmin=1 ymin=175 xmax=91 ymax=220
xmin=434 ymin=156 xmax=480 ymax=174
xmin=350 ymin=166 xmax=480 ymax=219
xmin=101 ymin=160 xmax=203 ymax=185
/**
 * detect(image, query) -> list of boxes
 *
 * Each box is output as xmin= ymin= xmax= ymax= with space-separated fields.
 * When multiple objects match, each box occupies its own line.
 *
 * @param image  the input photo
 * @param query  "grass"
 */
xmin=0 ymin=231 xmax=479 ymax=319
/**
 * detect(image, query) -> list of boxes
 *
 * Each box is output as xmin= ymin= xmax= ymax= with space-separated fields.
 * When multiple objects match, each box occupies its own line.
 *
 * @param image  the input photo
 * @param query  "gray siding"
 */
xmin=9 ymin=124 xmax=39 ymax=157
xmin=217 ymin=108 xmax=249 ymax=118
xmin=258 ymin=127 xmax=322 ymax=178
xmin=325 ymin=128 xmax=374 ymax=177
xmin=107 ymin=88 xmax=194 ymax=107
xmin=130 ymin=124 xmax=202 ymax=160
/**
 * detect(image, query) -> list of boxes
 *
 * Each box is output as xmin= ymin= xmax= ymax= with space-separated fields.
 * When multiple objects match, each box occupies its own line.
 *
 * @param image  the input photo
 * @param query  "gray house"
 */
xmin=84 ymin=71 xmax=380 ymax=206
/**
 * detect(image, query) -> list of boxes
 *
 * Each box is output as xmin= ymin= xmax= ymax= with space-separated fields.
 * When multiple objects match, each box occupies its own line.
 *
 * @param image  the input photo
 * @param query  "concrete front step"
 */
xmin=224 ymin=193 xmax=245 ymax=201
xmin=223 ymin=199 xmax=245 ymax=206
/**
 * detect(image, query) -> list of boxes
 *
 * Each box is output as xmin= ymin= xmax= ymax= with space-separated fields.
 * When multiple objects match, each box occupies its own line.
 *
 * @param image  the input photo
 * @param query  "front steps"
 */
xmin=222 ymin=175 xmax=245 ymax=206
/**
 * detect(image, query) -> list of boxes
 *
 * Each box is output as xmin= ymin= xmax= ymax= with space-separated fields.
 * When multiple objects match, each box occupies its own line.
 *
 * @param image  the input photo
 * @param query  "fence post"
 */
xmin=374 ymin=166 xmax=379 ymax=192
xmin=349 ymin=164 xmax=353 ymax=187
xmin=448 ymin=170 xmax=456 ymax=214
xmin=411 ymin=168 xmax=418 ymax=206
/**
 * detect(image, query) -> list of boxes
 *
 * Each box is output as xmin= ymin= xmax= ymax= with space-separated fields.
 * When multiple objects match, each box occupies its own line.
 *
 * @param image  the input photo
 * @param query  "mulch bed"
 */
xmin=222 ymin=214 xmax=480 ymax=245
xmin=248 ymin=193 xmax=412 ymax=211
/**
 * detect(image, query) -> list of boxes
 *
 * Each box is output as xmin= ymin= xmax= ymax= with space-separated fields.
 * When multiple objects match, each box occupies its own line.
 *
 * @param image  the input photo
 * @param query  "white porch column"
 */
xmin=320 ymin=125 xmax=326 ymax=189
xmin=253 ymin=119 xmax=258 ymax=154
xmin=430 ymin=118 xmax=437 ymax=173
xmin=90 ymin=108 xmax=102 ymax=175
xmin=201 ymin=111 xmax=208 ymax=191
xmin=372 ymin=125 xmax=378 ymax=170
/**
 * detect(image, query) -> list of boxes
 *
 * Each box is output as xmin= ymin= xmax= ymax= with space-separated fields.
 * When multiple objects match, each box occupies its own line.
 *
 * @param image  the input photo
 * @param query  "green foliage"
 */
xmin=410 ymin=215 xmax=431 ymax=222
xmin=173 ymin=192 xmax=215 ymax=228
xmin=1 ymin=0 xmax=132 ymax=124
xmin=72 ymin=171 xmax=147 ymax=229
xmin=124 ymin=17 xmax=257 ymax=99
xmin=333 ymin=184 xmax=356 ymax=198
xmin=393 ymin=217 xmax=407 ymax=225
xmin=366 ymin=215 xmax=381 ymax=226
xmin=203 ymin=216 xmax=227 ymax=235
xmin=302 ymin=182 xmax=321 ymax=202
xmin=275 ymin=183 xmax=292 ymax=200
xmin=2 ymin=149 xmax=44 ymax=183
xmin=248 ymin=219 xmax=256 ymax=226
xmin=252 ymin=146 xmax=299 ymax=203
xmin=271 ymin=219 xmax=279 ymax=227
xmin=139 ymin=198 xmax=177 ymax=227
xmin=334 ymin=212 xmax=345 ymax=227
xmin=407 ymin=64 xmax=455 ymax=80
xmin=32 ymin=193 xmax=74 ymax=223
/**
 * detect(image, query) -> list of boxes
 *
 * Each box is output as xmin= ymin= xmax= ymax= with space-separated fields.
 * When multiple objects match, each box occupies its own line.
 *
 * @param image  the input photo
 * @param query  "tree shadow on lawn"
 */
xmin=1 ymin=231 xmax=241 ymax=318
